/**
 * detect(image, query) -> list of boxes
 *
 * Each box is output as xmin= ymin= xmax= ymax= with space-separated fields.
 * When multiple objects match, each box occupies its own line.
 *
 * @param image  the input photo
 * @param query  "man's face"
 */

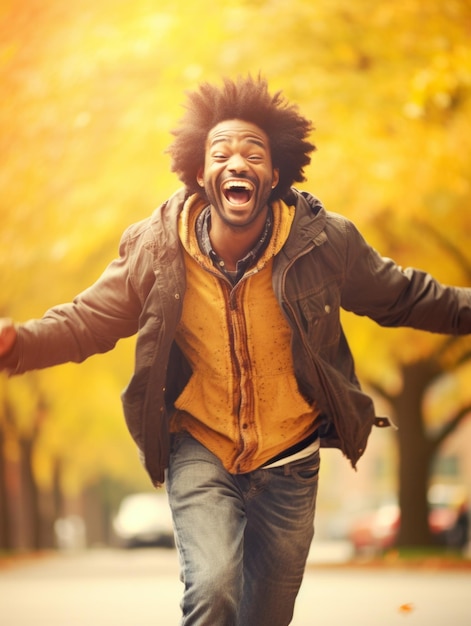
xmin=197 ymin=119 xmax=279 ymax=229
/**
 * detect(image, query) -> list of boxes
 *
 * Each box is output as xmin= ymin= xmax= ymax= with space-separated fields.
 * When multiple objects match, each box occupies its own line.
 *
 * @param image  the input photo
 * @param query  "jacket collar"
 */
xmin=281 ymin=188 xmax=327 ymax=259
xmin=148 ymin=187 xmax=327 ymax=262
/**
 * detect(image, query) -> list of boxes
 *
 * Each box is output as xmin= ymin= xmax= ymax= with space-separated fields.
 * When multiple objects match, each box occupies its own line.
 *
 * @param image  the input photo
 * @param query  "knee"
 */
xmin=188 ymin=559 xmax=241 ymax=603
xmin=181 ymin=562 xmax=241 ymax=623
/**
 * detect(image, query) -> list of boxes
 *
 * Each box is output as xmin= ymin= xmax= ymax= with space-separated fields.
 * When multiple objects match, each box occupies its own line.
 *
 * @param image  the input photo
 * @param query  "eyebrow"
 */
xmin=209 ymin=135 xmax=267 ymax=149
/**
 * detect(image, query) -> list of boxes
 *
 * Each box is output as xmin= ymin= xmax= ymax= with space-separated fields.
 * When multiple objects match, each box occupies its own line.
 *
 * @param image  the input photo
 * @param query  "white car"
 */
xmin=113 ymin=492 xmax=175 ymax=548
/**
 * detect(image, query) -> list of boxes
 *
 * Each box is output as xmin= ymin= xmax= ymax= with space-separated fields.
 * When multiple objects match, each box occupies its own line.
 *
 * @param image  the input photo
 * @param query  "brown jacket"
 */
xmin=3 ymin=188 xmax=471 ymax=485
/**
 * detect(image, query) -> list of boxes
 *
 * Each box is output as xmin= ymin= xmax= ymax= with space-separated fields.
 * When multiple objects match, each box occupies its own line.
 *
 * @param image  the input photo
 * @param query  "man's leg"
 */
xmin=166 ymin=433 xmax=246 ymax=626
xmin=238 ymin=450 xmax=320 ymax=626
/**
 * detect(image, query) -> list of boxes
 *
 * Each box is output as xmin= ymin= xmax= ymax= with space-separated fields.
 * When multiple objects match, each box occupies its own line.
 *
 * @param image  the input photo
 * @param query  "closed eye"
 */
xmin=248 ymin=154 xmax=263 ymax=162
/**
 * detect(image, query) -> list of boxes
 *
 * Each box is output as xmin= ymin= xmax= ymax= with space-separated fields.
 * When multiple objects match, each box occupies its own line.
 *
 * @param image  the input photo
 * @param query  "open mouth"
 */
xmin=222 ymin=180 xmax=254 ymax=205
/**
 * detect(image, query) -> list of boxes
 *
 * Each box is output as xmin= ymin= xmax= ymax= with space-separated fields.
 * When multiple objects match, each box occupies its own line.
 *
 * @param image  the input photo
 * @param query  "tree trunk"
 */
xmin=0 ymin=428 xmax=13 ymax=550
xmin=19 ymin=436 xmax=42 ymax=550
xmin=392 ymin=360 xmax=435 ymax=548
xmin=51 ymin=457 xmax=64 ymax=521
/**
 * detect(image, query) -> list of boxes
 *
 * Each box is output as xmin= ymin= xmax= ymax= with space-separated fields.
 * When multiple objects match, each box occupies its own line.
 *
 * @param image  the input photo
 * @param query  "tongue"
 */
xmin=227 ymin=190 xmax=250 ymax=205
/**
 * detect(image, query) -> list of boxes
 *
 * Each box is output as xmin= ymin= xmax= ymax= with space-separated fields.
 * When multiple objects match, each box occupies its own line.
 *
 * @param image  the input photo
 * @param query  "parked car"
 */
xmin=348 ymin=484 xmax=469 ymax=554
xmin=113 ymin=491 xmax=175 ymax=548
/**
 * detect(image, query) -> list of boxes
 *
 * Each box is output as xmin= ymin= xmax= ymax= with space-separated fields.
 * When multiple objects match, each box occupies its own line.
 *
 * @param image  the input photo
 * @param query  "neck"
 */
xmin=208 ymin=208 xmax=269 ymax=270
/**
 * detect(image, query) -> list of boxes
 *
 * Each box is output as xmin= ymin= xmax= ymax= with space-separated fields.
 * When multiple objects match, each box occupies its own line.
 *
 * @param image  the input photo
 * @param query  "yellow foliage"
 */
xmin=1 ymin=0 xmax=470 ymax=491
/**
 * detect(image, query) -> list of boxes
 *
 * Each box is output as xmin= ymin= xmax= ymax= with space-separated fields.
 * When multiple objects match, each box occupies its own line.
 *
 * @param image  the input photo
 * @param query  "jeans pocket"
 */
xmin=285 ymin=450 xmax=320 ymax=484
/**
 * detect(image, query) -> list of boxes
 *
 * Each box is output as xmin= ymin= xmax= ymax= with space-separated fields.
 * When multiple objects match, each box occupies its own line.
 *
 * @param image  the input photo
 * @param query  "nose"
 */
xmin=227 ymin=152 xmax=247 ymax=173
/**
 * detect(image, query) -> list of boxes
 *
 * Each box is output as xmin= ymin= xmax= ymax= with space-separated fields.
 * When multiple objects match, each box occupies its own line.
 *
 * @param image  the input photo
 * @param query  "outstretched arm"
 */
xmin=340 ymin=220 xmax=471 ymax=334
xmin=0 ymin=219 xmax=153 ymax=376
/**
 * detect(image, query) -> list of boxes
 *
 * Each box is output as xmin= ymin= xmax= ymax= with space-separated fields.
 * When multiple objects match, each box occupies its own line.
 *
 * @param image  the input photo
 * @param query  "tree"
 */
xmin=358 ymin=203 xmax=471 ymax=547
xmin=0 ymin=393 xmax=14 ymax=550
xmin=368 ymin=340 xmax=471 ymax=547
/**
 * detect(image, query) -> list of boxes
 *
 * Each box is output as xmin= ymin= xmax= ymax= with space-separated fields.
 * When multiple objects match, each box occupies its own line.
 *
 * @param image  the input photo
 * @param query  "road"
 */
xmin=0 ymin=546 xmax=470 ymax=625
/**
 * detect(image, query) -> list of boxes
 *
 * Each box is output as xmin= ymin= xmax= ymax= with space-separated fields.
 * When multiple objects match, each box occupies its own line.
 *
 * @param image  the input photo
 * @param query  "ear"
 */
xmin=271 ymin=168 xmax=280 ymax=189
xmin=196 ymin=167 xmax=204 ymax=187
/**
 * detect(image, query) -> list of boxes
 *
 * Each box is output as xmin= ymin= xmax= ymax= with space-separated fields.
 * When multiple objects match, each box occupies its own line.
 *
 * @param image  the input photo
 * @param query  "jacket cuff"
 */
xmin=0 ymin=335 xmax=20 ymax=374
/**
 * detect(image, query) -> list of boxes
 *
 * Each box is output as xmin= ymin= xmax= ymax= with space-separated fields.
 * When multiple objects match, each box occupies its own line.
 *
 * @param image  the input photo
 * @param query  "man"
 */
xmin=1 ymin=76 xmax=470 ymax=625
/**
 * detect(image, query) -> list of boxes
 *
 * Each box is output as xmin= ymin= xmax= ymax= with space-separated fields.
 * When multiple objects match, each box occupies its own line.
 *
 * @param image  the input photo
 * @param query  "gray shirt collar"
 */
xmin=196 ymin=205 xmax=273 ymax=285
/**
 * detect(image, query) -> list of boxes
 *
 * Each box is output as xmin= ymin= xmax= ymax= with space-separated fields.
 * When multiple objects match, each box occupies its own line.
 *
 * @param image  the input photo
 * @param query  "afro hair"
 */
xmin=168 ymin=75 xmax=315 ymax=201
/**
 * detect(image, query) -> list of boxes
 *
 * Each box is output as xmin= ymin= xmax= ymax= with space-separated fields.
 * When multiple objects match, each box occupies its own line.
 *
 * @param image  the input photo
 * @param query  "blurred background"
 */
xmin=1 ymin=0 xmax=470 ymax=557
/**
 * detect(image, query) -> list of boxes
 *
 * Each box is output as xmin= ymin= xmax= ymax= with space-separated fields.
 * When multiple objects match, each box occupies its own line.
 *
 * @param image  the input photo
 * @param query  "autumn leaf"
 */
xmin=398 ymin=602 xmax=414 ymax=614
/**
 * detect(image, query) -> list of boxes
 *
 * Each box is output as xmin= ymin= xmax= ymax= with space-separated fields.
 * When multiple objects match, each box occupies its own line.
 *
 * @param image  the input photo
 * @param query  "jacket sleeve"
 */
xmin=1 ymin=225 xmax=147 ymax=375
xmin=340 ymin=219 xmax=471 ymax=334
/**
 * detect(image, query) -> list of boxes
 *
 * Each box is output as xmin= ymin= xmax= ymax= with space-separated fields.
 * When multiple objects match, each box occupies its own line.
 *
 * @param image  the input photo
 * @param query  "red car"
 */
xmin=348 ymin=485 xmax=469 ymax=554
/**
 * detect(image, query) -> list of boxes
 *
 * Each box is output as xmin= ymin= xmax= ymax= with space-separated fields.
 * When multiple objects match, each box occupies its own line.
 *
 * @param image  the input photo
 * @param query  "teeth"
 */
xmin=223 ymin=180 xmax=253 ymax=191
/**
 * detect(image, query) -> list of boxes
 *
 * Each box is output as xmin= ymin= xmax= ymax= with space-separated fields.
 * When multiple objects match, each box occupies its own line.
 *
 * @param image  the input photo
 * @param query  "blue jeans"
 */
xmin=166 ymin=433 xmax=320 ymax=626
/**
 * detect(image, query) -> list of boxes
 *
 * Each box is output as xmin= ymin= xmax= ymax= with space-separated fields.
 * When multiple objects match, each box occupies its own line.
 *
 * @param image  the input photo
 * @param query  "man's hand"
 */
xmin=0 ymin=318 xmax=17 ymax=357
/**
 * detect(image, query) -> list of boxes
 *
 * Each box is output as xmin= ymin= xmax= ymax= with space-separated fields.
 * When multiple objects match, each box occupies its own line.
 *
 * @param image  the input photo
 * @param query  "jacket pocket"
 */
xmin=295 ymin=283 xmax=341 ymax=349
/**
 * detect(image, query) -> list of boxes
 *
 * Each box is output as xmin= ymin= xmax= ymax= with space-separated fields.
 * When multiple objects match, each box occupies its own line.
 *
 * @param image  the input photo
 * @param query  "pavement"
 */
xmin=0 ymin=542 xmax=470 ymax=626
